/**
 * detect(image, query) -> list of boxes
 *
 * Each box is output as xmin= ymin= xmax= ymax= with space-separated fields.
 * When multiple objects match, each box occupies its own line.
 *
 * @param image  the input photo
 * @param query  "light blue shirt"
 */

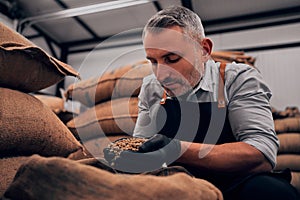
xmin=133 ymin=59 xmax=279 ymax=168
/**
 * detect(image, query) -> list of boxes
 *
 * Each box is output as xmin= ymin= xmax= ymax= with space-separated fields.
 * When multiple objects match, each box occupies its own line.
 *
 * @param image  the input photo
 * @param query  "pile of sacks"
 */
xmin=64 ymin=60 xmax=152 ymax=157
xmin=0 ymin=22 xmax=87 ymax=196
xmin=209 ymin=50 xmax=256 ymax=67
xmin=0 ymin=22 xmax=223 ymax=200
xmin=272 ymin=107 xmax=300 ymax=194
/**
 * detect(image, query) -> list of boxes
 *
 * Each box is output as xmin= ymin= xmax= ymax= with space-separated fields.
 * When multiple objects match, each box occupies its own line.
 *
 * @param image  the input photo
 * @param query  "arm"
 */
xmin=177 ymin=141 xmax=272 ymax=174
xmin=178 ymin=64 xmax=278 ymax=175
xmin=133 ymin=74 xmax=164 ymax=138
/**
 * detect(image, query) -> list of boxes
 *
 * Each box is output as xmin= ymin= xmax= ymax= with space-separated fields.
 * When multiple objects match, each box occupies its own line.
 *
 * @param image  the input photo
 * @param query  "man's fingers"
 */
xmin=103 ymin=148 xmax=116 ymax=163
xmin=114 ymin=150 xmax=164 ymax=173
xmin=139 ymin=134 xmax=170 ymax=152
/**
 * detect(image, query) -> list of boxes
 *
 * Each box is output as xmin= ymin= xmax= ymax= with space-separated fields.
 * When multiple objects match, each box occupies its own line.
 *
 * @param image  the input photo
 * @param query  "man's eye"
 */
xmin=147 ymin=58 xmax=157 ymax=65
xmin=150 ymin=60 xmax=157 ymax=66
xmin=165 ymin=55 xmax=181 ymax=64
xmin=148 ymin=59 xmax=157 ymax=71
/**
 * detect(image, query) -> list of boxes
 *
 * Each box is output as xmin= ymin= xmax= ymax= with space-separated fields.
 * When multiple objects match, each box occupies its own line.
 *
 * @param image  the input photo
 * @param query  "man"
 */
xmin=105 ymin=5 xmax=299 ymax=199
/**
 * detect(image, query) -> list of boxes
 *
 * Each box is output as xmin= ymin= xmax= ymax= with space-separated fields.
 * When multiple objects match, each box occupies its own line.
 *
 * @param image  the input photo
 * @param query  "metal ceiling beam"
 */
xmin=17 ymin=0 xmax=152 ymax=53
xmin=19 ymin=1 xmax=300 ymax=57
xmin=17 ymin=0 xmax=152 ymax=33
xmin=61 ymin=28 xmax=143 ymax=47
xmin=26 ymin=33 xmax=42 ymax=40
xmin=0 ymin=0 xmax=22 ymax=19
xmin=61 ymin=36 xmax=110 ymax=47
xmin=204 ymin=6 xmax=300 ymax=34
xmin=226 ymin=41 xmax=300 ymax=53
xmin=181 ymin=0 xmax=193 ymax=11
xmin=44 ymin=37 xmax=58 ymax=59
xmin=204 ymin=6 xmax=300 ymax=26
xmin=152 ymin=1 xmax=162 ymax=11
xmin=205 ymin=17 xmax=300 ymax=35
xmin=31 ymin=24 xmax=61 ymax=47
xmin=54 ymin=0 xmax=99 ymax=38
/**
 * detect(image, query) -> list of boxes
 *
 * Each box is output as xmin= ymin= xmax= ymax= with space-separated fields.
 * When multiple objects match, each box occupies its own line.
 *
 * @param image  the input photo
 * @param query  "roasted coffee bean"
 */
xmin=106 ymin=137 xmax=147 ymax=167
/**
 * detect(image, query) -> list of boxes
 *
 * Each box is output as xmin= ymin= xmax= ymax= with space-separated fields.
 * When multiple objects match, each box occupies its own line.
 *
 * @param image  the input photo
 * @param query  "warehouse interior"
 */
xmin=1 ymin=0 xmax=300 ymax=109
xmin=1 ymin=0 xmax=300 ymax=199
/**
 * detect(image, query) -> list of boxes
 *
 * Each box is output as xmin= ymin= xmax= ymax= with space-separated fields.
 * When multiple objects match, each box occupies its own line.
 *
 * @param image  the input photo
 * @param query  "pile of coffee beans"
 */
xmin=106 ymin=137 xmax=147 ymax=166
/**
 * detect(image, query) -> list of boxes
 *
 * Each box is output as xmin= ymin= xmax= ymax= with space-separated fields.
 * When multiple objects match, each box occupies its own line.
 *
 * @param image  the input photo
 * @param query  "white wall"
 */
xmin=248 ymin=48 xmax=300 ymax=110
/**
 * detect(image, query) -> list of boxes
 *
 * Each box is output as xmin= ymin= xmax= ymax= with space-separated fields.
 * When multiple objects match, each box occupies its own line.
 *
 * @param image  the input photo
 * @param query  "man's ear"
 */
xmin=200 ymin=38 xmax=213 ymax=61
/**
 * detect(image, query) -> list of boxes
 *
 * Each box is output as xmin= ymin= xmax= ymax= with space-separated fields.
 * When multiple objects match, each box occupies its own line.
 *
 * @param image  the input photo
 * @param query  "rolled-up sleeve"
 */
xmin=133 ymin=75 xmax=164 ymax=138
xmin=226 ymin=64 xmax=279 ymax=168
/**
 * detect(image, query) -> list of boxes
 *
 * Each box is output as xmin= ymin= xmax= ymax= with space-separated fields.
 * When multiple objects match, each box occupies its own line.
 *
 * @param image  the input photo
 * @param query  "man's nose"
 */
xmin=155 ymin=64 xmax=171 ymax=83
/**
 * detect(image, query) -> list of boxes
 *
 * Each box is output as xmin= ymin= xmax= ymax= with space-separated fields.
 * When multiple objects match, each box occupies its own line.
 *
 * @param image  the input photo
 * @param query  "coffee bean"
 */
xmin=107 ymin=137 xmax=147 ymax=166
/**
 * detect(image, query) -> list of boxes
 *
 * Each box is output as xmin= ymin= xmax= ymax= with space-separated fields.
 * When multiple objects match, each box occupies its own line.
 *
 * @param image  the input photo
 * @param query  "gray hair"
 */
xmin=143 ymin=5 xmax=205 ymax=41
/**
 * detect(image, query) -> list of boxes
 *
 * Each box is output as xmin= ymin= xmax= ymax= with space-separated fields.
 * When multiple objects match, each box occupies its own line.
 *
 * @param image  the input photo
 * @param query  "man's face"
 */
xmin=143 ymin=26 xmax=208 ymax=97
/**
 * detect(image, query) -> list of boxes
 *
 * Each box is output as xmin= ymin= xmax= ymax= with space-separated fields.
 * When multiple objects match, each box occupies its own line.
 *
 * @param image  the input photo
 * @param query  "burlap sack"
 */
xmin=65 ymin=60 xmax=152 ymax=106
xmin=272 ymin=106 xmax=300 ymax=119
xmin=67 ymin=97 xmax=138 ymax=141
xmin=211 ymin=51 xmax=256 ymax=66
xmin=274 ymin=118 xmax=300 ymax=133
xmin=291 ymin=171 xmax=300 ymax=195
xmin=0 ymin=156 xmax=28 ymax=197
xmin=0 ymin=87 xmax=83 ymax=157
xmin=278 ymin=133 xmax=300 ymax=154
xmin=33 ymin=94 xmax=77 ymax=124
xmin=33 ymin=94 xmax=64 ymax=114
xmin=3 ymin=155 xmax=223 ymax=200
xmin=0 ymin=22 xmax=80 ymax=92
xmin=275 ymin=154 xmax=300 ymax=171
xmin=56 ymin=111 xmax=77 ymax=124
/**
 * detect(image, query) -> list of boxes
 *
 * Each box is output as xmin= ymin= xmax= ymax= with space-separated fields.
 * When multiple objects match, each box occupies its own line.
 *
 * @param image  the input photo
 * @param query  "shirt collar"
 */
xmin=192 ymin=60 xmax=214 ymax=93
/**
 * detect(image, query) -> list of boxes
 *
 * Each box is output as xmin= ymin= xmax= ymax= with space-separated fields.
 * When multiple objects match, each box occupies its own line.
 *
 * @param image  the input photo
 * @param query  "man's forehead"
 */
xmin=145 ymin=45 xmax=182 ymax=56
xmin=143 ymin=27 xmax=199 ymax=52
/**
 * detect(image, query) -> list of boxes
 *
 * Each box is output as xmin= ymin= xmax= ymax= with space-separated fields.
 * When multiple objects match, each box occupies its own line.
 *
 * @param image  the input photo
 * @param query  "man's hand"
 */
xmin=138 ymin=134 xmax=180 ymax=153
xmin=103 ymin=134 xmax=181 ymax=173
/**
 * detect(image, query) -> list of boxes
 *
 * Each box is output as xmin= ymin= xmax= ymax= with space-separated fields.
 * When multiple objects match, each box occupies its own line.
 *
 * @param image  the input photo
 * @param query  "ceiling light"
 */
xmin=17 ymin=0 xmax=151 ymax=32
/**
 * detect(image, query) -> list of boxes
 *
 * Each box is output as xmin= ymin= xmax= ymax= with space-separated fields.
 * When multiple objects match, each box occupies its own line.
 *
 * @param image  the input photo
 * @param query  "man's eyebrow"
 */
xmin=162 ymin=51 xmax=182 ymax=58
xmin=146 ymin=51 xmax=182 ymax=60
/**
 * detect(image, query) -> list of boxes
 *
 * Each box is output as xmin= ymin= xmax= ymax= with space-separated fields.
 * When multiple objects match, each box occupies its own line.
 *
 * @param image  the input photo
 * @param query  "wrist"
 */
xmin=177 ymin=141 xmax=192 ymax=163
xmin=180 ymin=141 xmax=191 ymax=155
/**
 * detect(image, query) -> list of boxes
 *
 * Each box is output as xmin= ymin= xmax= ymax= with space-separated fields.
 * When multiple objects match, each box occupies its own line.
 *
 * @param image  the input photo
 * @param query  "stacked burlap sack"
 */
xmin=272 ymin=107 xmax=300 ymax=194
xmin=0 ymin=22 xmax=86 ymax=196
xmin=210 ymin=51 xmax=256 ymax=67
xmin=0 ymin=22 xmax=225 ymax=199
xmin=0 ymin=56 xmax=223 ymax=199
xmin=65 ymin=60 xmax=152 ymax=157
xmin=1 ymin=87 xmax=223 ymax=199
xmin=33 ymin=94 xmax=79 ymax=124
xmin=2 ymin=155 xmax=223 ymax=200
